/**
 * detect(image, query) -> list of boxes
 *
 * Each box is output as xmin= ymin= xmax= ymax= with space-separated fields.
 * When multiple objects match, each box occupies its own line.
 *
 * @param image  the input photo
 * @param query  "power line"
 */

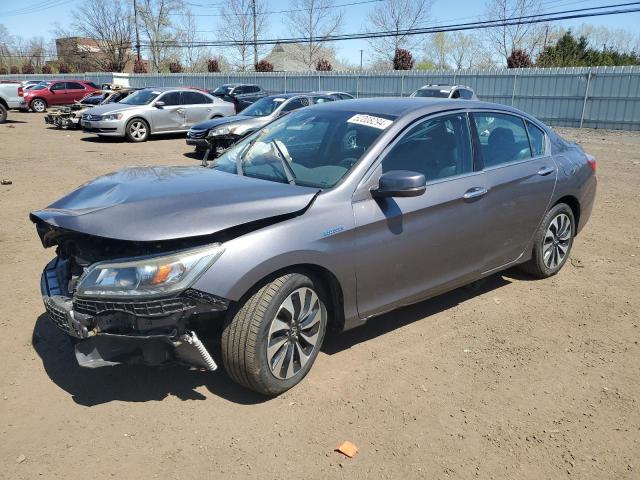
xmin=172 ymin=0 xmax=383 ymax=17
xmin=0 ymin=0 xmax=73 ymax=17
xmin=137 ymin=2 xmax=640 ymax=48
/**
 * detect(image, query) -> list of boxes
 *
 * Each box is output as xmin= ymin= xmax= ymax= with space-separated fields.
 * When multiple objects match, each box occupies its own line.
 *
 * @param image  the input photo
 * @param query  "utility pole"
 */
xmin=252 ymin=0 xmax=258 ymax=67
xmin=360 ymin=49 xmax=363 ymax=71
xmin=133 ymin=0 xmax=141 ymax=63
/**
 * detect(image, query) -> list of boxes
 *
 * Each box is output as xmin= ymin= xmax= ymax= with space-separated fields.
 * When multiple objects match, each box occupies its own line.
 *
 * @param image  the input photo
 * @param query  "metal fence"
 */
xmin=3 ymin=66 xmax=639 ymax=130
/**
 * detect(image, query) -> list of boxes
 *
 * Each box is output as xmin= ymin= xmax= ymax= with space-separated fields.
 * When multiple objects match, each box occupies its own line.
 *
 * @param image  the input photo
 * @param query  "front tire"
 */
xmin=222 ymin=273 xmax=328 ymax=396
xmin=125 ymin=118 xmax=150 ymax=142
xmin=520 ymin=203 xmax=575 ymax=278
xmin=30 ymin=98 xmax=47 ymax=113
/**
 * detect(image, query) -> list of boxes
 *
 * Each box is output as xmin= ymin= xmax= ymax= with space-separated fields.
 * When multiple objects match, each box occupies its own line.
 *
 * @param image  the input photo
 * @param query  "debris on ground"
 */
xmin=335 ymin=441 xmax=358 ymax=458
xmin=16 ymin=454 xmax=26 ymax=464
xmin=1 ymin=179 xmax=12 ymax=185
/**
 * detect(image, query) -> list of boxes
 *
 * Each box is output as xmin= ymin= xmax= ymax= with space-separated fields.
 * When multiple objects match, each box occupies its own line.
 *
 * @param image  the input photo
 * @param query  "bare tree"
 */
xmin=176 ymin=10 xmax=211 ymax=72
xmin=219 ymin=0 xmax=268 ymax=71
xmin=366 ymin=0 xmax=432 ymax=63
xmin=137 ymin=0 xmax=184 ymax=72
xmin=286 ymin=0 xmax=343 ymax=69
xmin=484 ymin=0 xmax=546 ymax=64
xmin=67 ymin=0 xmax=134 ymax=72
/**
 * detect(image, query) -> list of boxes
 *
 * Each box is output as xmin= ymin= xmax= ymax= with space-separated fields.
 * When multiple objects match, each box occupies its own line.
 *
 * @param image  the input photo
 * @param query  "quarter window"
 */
xmin=526 ymin=121 xmax=546 ymax=157
xmin=381 ymin=113 xmax=473 ymax=182
xmin=473 ymin=113 xmax=532 ymax=168
xmin=459 ymin=89 xmax=474 ymax=99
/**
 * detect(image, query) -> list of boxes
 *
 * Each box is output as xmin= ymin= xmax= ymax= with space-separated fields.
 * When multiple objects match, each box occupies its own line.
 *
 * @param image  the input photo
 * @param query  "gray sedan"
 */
xmin=32 ymin=98 xmax=596 ymax=395
xmin=81 ymin=87 xmax=235 ymax=142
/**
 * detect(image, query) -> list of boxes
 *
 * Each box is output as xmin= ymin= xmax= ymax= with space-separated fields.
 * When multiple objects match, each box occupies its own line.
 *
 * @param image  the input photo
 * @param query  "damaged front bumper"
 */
xmin=41 ymin=257 xmax=227 ymax=371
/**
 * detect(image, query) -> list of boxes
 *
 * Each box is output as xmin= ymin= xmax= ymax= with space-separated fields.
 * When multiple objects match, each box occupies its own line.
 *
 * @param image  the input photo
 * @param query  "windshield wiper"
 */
xmin=270 ymin=140 xmax=297 ymax=185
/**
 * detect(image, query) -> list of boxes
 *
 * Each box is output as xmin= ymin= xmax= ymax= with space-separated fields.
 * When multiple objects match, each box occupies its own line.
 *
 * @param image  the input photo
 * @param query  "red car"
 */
xmin=23 ymin=80 xmax=100 ymax=113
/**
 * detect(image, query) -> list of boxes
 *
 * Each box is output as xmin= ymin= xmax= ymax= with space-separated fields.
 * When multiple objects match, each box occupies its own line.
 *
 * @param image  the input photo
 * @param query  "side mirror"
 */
xmin=155 ymin=101 xmax=165 ymax=108
xmin=371 ymin=170 xmax=426 ymax=198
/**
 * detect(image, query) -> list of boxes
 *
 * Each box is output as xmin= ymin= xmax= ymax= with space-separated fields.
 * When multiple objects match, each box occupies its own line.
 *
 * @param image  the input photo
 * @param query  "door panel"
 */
xmin=149 ymin=91 xmax=184 ymax=132
xmin=353 ymin=112 xmax=488 ymax=318
xmin=182 ymin=91 xmax=213 ymax=126
xmin=471 ymin=112 xmax=557 ymax=271
xmin=353 ymin=173 xmax=487 ymax=317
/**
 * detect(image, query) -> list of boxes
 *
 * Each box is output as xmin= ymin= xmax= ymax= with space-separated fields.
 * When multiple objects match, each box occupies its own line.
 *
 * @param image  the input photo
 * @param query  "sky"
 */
xmin=0 ymin=0 xmax=639 ymax=65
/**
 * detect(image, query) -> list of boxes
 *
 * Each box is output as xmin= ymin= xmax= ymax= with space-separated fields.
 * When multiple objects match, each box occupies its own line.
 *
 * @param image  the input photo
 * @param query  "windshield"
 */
xmin=212 ymin=85 xmax=234 ymax=95
xmin=119 ymin=89 xmax=160 ymax=105
xmin=212 ymin=109 xmax=396 ymax=188
xmin=241 ymin=97 xmax=285 ymax=117
xmin=412 ymin=88 xmax=450 ymax=98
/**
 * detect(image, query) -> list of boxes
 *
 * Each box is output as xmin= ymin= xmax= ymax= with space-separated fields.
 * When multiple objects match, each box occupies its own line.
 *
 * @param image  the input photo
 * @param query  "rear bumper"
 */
xmin=40 ymin=257 xmax=227 ymax=370
xmin=577 ymin=174 xmax=597 ymax=235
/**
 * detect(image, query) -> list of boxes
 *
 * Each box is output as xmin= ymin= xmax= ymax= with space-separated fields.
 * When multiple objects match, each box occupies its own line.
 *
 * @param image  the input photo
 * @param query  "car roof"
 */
xmin=263 ymin=93 xmax=327 ymax=100
xmin=139 ymin=87 xmax=211 ymax=93
xmin=306 ymin=97 xmax=521 ymax=117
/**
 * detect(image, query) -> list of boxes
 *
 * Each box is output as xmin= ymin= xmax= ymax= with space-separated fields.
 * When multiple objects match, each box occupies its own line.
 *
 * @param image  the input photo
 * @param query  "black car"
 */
xmin=209 ymin=84 xmax=267 ymax=113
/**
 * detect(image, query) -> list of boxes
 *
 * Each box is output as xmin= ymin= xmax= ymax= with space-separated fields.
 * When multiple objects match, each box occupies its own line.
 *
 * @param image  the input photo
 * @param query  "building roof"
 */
xmin=261 ymin=43 xmax=344 ymax=72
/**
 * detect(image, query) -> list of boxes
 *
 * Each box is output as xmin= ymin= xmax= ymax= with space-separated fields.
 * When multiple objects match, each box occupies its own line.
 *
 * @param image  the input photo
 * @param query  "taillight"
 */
xmin=586 ymin=154 xmax=596 ymax=173
xmin=18 ymin=86 xmax=23 ymax=97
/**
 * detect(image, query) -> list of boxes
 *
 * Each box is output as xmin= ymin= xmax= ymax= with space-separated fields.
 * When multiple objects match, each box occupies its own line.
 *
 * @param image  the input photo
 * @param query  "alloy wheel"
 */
xmin=32 ymin=100 xmax=46 ymax=112
xmin=543 ymin=213 xmax=572 ymax=269
xmin=129 ymin=121 xmax=147 ymax=140
xmin=266 ymin=287 xmax=323 ymax=380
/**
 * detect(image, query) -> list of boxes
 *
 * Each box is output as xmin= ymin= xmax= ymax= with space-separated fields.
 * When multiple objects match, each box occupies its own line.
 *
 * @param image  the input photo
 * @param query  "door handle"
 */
xmin=463 ymin=187 xmax=488 ymax=200
xmin=537 ymin=166 xmax=555 ymax=176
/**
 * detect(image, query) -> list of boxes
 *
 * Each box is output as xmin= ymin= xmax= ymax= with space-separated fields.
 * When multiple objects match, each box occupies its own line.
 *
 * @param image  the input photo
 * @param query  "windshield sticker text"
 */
xmin=347 ymin=114 xmax=392 ymax=130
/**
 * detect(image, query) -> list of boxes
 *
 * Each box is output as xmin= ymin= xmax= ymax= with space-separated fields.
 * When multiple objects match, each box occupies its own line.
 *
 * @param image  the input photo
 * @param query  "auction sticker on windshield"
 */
xmin=347 ymin=114 xmax=393 ymax=130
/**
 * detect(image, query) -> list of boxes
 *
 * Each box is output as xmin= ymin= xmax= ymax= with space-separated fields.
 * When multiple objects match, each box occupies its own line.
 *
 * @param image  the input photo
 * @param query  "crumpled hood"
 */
xmin=30 ymin=166 xmax=318 ymax=242
xmin=191 ymin=115 xmax=252 ymax=131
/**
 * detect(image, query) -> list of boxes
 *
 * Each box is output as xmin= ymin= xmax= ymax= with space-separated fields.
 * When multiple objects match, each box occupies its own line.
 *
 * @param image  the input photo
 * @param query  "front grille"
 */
xmin=74 ymin=297 xmax=190 ymax=317
xmin=188 ymin=129 xmax=207 ymax=139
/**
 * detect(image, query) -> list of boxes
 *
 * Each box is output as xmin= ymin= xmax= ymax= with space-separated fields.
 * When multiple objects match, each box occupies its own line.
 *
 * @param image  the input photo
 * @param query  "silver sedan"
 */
xmin=81 ymin=87 xmax=236 ymax=142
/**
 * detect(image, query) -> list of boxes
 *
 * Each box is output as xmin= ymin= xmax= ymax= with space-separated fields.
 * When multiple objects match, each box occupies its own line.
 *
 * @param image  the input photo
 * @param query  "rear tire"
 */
xmin=222 ymin=273 xmax=328 ymax=396
xmin=125 ymin=118 xmax=150 ymax=142
xmin=0 ymin=104 xmax=7 ymax=124
xmin=519 ymin=203 xmax=575 ymax=278
xmin=30 ymin=98 xmax=47 ymax=113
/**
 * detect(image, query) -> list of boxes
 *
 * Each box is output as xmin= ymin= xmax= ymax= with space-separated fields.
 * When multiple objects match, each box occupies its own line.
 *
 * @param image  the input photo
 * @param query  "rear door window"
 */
xmin=472 ymin=112 xmax=532 ymax=168
xmin=66 ymin=82 xmax=86 ymax=90
xmin=182 ymin=91 xmax=212 ymax=104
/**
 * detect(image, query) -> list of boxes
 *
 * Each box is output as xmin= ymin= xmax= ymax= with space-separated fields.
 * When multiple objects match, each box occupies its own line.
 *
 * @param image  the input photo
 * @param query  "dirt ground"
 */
xmin=0 ymin=111 xmax=638 ymax=479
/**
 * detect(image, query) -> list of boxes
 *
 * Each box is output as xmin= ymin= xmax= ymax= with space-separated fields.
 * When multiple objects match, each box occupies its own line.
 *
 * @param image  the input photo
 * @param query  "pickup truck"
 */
xmin=0 ymin=81 xmax=26 ymax=123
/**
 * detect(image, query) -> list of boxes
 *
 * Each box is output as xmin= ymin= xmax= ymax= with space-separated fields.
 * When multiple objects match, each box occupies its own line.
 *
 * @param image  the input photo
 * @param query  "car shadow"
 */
xmin=32 ymin=270 xmax=519 ymax=406
xmin=3 ymin=119 xmax=28 ymax=124
xmin=322 ymin=272 xmax=512 ymax=355
xmin=80 ymin=133 xmax=187 ymax=143
xmin=32 ymin=314 xmax=268 ymax=406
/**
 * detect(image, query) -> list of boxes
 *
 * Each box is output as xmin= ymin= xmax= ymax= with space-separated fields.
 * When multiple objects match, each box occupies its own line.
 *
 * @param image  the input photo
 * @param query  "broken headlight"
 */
xmin=208 ymin=124 xmax=245 ymax=137
xmin=76 ymin=244 xmax=224 ymax=298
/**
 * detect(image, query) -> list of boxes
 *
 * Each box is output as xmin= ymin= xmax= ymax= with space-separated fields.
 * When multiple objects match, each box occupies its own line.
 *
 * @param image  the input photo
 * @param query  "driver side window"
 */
xmin=381 ymin=114 xmax=473 ymax=182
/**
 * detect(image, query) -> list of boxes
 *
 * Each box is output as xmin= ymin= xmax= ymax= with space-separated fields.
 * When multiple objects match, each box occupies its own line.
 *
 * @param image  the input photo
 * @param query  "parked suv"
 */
xmin=23 ymin=80 xmax=100 ymax=112
xmin=187 ymin=93 xmax=334 ymax=159
xmin=81 ymin=87 xmax=236 ymax=142
xmin=209 ymin=83 xmax=267 ymax=112
xmin=410 ymin=84 xmax=478 ymax=100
